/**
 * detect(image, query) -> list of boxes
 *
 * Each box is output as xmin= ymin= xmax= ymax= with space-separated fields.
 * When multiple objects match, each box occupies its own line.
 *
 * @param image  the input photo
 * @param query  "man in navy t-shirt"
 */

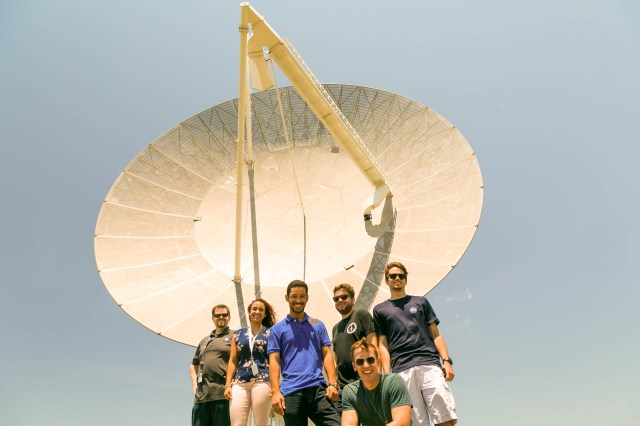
xmin=374 ymin=261 xmax=458 ymax=426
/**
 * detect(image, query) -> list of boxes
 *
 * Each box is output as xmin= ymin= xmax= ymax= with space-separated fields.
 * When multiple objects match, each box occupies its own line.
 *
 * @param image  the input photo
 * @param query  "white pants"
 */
xmin=229 ymin=381 xmax=272 ymax=426
xmin=398 ymin=365 xmax=457 ymax=425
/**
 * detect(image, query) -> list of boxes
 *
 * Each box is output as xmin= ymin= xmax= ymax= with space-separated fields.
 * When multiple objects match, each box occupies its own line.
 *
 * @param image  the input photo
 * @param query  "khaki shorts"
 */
xmin=398 ymin=364 xmax=457 ymax=425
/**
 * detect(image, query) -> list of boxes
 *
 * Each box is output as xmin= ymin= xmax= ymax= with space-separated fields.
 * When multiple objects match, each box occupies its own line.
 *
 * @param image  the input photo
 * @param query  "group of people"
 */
xmin=190 ymin=261 xmax=458 ymax=426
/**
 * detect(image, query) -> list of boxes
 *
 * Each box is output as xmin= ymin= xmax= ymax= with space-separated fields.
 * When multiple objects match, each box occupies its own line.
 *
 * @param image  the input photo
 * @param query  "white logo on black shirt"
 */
xmin=346 ymin=323 xmax=357 ymax=334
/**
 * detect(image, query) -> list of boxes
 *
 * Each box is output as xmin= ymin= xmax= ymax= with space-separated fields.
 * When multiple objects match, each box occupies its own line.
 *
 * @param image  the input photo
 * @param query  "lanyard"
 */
xmin=198 ymin=331 xmax=224 ymax=382
xmin=362 ymin=376 xmax=389 ymax=424
xmin=247 ymin=326 xmax=264 ymax=359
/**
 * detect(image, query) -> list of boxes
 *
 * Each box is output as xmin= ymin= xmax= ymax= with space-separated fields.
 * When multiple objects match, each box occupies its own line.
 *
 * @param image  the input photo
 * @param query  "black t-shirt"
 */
xmin=332 ymin=309 xmax=376 ymax=388
xmin=373 ymin=295 xmax=440 ymax=372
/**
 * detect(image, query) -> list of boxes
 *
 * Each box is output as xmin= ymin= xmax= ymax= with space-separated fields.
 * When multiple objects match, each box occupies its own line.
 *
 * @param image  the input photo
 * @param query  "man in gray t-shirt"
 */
xmin=190 ymin=304 xmax=233 ymax=426
xmin=341 ymin=338 xmax=411 ymax=426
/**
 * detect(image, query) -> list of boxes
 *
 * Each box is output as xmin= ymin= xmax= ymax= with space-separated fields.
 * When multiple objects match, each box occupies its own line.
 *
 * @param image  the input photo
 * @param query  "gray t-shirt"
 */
xmin=192 ymin=328 xmax=233 ymax=403
xmin=342 ymin=373 xmax=412 ymax=426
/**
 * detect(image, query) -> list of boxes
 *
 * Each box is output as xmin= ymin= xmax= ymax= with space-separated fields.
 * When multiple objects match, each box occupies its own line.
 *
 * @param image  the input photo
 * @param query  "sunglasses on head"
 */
xmin=213 ymin=313 xmax=229 ymax=318
xmin=387 ymin=273 xmax=407 ymax=280
xmin=354 ymin=356 xmax=377 ymax=366
xmin=332 ymin=294 xmax=350 ymax=302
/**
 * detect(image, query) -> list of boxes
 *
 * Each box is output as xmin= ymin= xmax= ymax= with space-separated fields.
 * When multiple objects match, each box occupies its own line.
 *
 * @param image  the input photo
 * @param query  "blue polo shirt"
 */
xmin=267 ymin=313 xmax=331 ymax=396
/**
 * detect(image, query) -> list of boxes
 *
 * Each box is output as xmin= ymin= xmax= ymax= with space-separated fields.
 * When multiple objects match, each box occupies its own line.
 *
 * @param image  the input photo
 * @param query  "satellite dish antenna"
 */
xmin=94 ymin=3 xmax=483 ymax=346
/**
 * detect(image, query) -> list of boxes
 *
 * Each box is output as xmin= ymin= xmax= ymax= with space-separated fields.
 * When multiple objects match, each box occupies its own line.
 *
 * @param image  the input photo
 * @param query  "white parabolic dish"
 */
xmin=94 ymin=84 xmax=483 ymax=346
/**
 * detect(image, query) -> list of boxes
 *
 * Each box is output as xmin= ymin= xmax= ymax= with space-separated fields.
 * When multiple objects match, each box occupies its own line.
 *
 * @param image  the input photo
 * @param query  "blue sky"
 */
xmin=1 ymin=1 xmax=639 ymax=425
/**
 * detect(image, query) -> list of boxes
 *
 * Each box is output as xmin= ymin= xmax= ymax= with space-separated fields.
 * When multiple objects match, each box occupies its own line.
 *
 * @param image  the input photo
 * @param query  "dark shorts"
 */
xmin=192 ymin=399 xmax=230 ymax=426
xmin=283 ymin=385 xmax=340 ymax=426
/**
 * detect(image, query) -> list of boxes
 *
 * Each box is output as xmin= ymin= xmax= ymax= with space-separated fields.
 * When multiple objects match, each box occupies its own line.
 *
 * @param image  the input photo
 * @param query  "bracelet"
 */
xmin=225 ymin=384 xmax=233 ymax=388
xmin=327 ymin=383 xmax=338 ymax=389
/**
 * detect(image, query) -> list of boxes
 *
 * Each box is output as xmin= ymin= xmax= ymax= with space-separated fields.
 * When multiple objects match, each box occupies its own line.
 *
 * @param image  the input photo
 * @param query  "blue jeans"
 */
xmin=192 ymin=399 xmax=230 ymax=426
xmin=283 ymin=385 xmax=340 ymax=426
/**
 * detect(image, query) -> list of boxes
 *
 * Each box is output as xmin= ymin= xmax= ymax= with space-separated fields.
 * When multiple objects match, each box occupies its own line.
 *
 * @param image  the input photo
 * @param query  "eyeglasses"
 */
xmin=332 ymin=294 xmax=350 ymax=302
xmin=213 ymin=313 xmax=229 ymax=318
xmin=354 ymin=356 xmax=377 ymax=366
xmin=387 ymin=273 xmax=407 ymax=280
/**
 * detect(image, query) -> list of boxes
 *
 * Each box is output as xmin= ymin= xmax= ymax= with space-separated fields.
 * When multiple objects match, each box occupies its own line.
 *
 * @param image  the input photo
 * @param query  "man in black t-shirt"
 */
xmin=331 ymin=283 xmax=377 ymax=414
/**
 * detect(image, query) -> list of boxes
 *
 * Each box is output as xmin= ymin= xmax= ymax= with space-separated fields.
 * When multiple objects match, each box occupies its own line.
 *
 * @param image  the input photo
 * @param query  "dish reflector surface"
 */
xmin=95 ymin=84 xmax=483 ymax=346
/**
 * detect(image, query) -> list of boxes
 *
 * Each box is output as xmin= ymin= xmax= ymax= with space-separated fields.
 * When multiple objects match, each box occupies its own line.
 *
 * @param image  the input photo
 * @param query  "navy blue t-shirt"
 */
xmin=373 ymin=295 xmax=440 ymax=372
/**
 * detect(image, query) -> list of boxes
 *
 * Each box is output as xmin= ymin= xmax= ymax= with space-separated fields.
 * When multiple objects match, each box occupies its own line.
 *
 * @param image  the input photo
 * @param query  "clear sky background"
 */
xmin=1 ymin=1 xmax=639 ymax=425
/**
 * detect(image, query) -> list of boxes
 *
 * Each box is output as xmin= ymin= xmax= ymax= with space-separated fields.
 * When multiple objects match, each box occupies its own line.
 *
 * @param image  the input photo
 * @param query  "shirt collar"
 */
xmin=285 ymin=313 xmax=309 ymax=323
xmin=210 ymin=327 xmax=230 ymax=337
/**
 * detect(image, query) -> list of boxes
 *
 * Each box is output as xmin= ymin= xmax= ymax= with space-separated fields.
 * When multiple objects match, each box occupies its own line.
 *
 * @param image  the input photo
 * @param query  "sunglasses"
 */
xmin=387 ymin=273 xmax=407 ymax=280
xmin=213 ymin=313 xmax=229 ymax=318
xmin=332 ymin=294 xmax=350 ymax=302
xmin=354 ymin=356 xmax=377 ymax=366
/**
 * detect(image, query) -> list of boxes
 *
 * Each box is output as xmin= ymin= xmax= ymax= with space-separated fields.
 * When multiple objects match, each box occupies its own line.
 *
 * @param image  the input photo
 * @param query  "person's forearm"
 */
xmin=387 ymin=419 xmax=410 ymax=426
xmin=269 ymin=353 xmax=286 ymax=415
xmin=388 ymin=407 xmax=411 ymax=426
xmin=323 ymin=351 xmax=338 ymax=383
xmin=269 ymin=358 xmax=280 ymax=394
xmin=428 ymin=323 xmax=450 ymax=360
xmin=378 ymin=341 xmax=391 ymax=373
xmin=341 ymin=409 xmax=359 ymax=425
xmin=433 ymin=335 xmax=450 ymax=360
xmin=430 ymin=325 xmax=455 ymax=380
xmin=190 ymin=364 xmax=199 ymax=393
xmin=225 ymin=359 xmax=238 ymax=386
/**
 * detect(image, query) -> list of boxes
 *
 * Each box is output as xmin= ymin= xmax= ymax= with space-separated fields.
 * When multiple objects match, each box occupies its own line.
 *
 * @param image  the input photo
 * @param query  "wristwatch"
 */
xmin=442 ymin=358 xmax=453 ymax=366
xmin=327 ymin=383 xmax=338 ymax=389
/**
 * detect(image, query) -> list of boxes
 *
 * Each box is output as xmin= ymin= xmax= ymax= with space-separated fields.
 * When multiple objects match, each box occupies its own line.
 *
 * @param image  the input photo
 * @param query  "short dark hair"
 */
xmin=384 ymin=261 xmax=408 ymax=278
xmin=286 ymin=279 xmax=308 ymax=296
xmin=248 ymin=298 xmax=277 ymax=327
xmin=211 ymin=304 xmax=230 ymax=317
xmin=333 ymin=283 xmax=355 ymax=299
xmin=350 ymin=337 xmax=379 ymax=361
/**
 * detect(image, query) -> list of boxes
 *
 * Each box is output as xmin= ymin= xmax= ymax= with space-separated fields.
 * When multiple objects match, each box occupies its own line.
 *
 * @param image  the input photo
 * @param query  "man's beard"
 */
xmin=337 ymin=304 xmax=353 ymax=315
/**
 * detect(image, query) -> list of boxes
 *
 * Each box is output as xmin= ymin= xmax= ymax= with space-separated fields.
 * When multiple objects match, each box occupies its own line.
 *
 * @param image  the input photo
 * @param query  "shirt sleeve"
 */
xmin=341 ymin=383 xmax=357 ymax=411
xmin=387 ymin=374 xmax=413 ymax=409
xmin=266 ymin=324 xmax=281 ymax=354
xmin=192 ymin=338 xmax=204 ymax=365
xmin=359 ymin=310 xmax=376 ymax=335
xmin=233 ymin=329 xmax=242 ymax=343
xmin=373 ymin=305 xmax=387 ymax=336
xmin=318 ymin=321 xmax=331 ymax=347
xmin=422 ymin=297 xmax=440 ymax=326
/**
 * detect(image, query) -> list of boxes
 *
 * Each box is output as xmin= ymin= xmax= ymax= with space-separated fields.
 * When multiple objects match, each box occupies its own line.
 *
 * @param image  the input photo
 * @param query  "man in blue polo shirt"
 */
xmin=267 ymin=280 xmax=340 ymax=426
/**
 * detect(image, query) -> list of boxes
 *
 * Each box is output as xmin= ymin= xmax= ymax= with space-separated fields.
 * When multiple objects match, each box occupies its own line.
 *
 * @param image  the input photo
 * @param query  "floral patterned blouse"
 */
xmin=232 ymin=326 xmax=270 ymax=383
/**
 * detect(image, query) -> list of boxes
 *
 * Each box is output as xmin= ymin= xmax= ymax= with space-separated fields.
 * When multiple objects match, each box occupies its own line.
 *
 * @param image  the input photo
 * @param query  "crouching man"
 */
xmin=341 ymin=338 xmax=412 ymax=426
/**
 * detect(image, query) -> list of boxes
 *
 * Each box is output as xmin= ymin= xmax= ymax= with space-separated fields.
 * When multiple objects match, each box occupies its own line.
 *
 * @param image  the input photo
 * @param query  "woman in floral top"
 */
xmin=224 ymin=298 xmax=276 ymax=426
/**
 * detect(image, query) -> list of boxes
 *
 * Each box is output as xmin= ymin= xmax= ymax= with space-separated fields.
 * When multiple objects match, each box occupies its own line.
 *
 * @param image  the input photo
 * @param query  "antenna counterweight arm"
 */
xmin=241 ymin=3 xmax=392 ymax=216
